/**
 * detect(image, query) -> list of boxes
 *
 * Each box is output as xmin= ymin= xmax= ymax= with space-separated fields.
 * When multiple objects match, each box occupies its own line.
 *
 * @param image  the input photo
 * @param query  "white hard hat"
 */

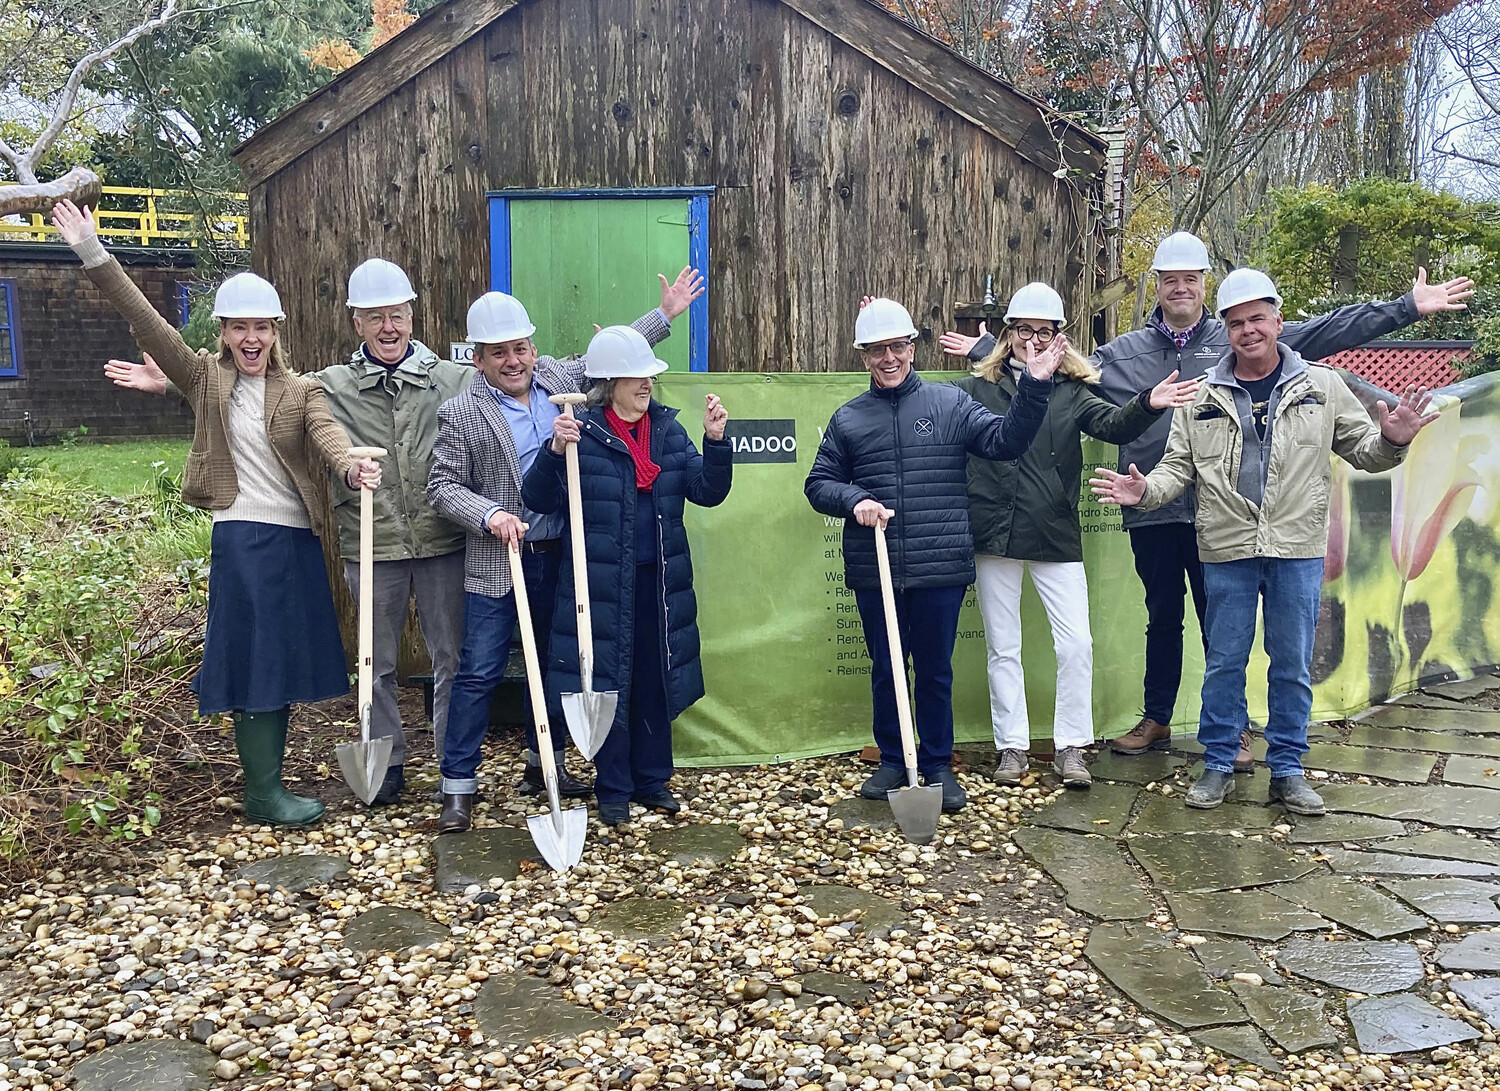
xmin=1003 ymin=282 xmax=1066 ymax=324
xmin=853 ymin=298 xmax=919 ymax=348
xmin=212 ymin=272 xmax=284 ymax=321
xmin=346 ymin=258 xmax=416 ymax=309
xmin=1216 ymin=268 xmax=1283 ymax=317
xmin=1152 ymin=231 xmax=1212 ymax=272
xmin=465 ymin=291 xmax=536 ymax=345
xmin=584 ymin=325 xmax=668 ymax=379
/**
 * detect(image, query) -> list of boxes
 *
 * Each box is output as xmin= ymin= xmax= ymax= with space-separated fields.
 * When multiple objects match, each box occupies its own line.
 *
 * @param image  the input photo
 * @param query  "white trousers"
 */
xmin=974 ymin=554 xmax=1095 ymax=751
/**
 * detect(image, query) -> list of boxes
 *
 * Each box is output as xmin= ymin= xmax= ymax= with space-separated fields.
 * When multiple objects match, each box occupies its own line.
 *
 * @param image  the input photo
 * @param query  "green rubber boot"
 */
xmin=234 ymin=709 xmax=325 ymax=826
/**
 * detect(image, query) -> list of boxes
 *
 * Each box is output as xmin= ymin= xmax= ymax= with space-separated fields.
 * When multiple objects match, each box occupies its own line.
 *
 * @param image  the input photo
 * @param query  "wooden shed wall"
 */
xmin=249 ymin=0 xmax=1097 ymax=379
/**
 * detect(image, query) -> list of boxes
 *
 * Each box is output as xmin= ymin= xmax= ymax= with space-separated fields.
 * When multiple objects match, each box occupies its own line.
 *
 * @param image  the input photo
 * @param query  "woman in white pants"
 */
xmin=947 ymin=284 xmax=1199 ymax=788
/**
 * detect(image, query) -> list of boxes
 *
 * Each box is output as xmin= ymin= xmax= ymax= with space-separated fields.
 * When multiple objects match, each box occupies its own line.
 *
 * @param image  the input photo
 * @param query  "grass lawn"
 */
xmin=35 ymin=439 xmax=190 ymax=498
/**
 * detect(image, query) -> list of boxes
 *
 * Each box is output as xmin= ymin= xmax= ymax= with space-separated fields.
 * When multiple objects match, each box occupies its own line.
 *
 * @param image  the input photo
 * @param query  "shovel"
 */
xmin=549 ymin=392 xmax=619 ymax=761
xmin=508 ymin=537 xmax=588 ymax=871
xmin=874 ymin=519 xmax=943 ymax=845
xmin=336 ymin=446 xmax=395 ymax=805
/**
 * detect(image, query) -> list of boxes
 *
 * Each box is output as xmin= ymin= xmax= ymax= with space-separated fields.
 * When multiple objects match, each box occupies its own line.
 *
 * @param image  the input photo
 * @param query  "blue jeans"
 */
xmin=854 ymin=584 xmax=967 ymax=777
xmin=1199 ymin=557 xmax=1324 ymax=778
xmin=440 ymin=591 xmax=519 ymax=794
xmin=519 ymin=545 xmax=567 ymax=756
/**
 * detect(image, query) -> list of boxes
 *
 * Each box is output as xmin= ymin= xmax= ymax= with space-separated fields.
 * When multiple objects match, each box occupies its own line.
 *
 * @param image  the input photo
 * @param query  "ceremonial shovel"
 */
xmin=336 ymin=446 xmax=395 ymax=805
xmin=548 ymin=392 xmax=618 ymax=760
xmin=508 ymin=538 xmax=588 ymax=870
xmin=874 ymin=520 xmax=943 ymax=844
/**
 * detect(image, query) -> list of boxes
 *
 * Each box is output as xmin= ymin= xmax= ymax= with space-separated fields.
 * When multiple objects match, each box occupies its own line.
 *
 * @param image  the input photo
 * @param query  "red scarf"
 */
xmin=604 ymin=407 xmax=661 ymax=491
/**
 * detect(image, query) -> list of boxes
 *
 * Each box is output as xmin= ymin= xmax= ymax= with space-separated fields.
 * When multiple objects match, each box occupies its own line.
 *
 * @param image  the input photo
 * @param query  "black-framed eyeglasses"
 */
xmin=859 ymin=339 xmax=915 ymax=359
xmin=1010 ymin=324 xmax=1056 ymax=344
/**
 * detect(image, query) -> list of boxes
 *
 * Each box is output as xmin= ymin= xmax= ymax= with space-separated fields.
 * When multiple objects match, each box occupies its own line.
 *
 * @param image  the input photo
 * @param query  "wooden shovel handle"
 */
xmin=550 ymin=396 xmax=598 ymax=688
xmin=874 ymin=521 xmax=919 ymax=787
xmin=507 ymin=542 xmax=559 ymax=784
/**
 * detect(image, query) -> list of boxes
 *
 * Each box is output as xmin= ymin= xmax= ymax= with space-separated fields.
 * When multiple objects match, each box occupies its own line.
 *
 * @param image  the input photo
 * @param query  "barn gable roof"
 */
xmin=232 ymin=0 xmax=1106 ymax=187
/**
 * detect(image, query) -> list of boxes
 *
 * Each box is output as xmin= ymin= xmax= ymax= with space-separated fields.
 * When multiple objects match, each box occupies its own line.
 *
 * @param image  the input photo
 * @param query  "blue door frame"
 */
xmin=488 ymin=187 xmax=714 ymax=372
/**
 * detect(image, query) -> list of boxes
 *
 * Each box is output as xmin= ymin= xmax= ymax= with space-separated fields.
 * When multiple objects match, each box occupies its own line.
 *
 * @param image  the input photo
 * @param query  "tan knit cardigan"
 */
xmin=87 ymin=258 xmax=355 ymax=524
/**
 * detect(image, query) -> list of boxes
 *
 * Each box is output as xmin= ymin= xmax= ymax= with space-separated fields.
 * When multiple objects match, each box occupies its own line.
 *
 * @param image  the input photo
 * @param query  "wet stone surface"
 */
xmin=1193 ymin=939 xmax=1284 ymax=986
xmin=342 ymin=906 xmax=446 ymax=952
xmin=594 ymin=897 xmax=689 ymax=938
xmin=1320 ymin=846 xmax=1500 ymax=878
xmin=236 ymin=853 xmax=349 ymax=892
xmin=1285 ymin=814 xmax=1407 ymax=843
xmin=473 ymin=973 xmax=614 ymax=1050
xmin=1192 ymin=1024 xmax=1282 ymax=1073
xmin=1164 ymin=890 xmax=1328 ymax=941
xmin=1276 ymin=938 xmax=1425 ymax=993
xmin=1423 ymin=673 xmax=1500 ymax=701
xmin=1442 ymin=755 xmax=1500 ymax=790
xmin=1435 ymin=931 xmax=1500 ymax=971
xmin=1301 ymin=742 xmax=1437 ymax=783
xmin=799 ymin=885 xmax=906 ymax=935
xmin=798 ymin=971 xmax=872 ymax=1004
xmin=1347 ymin=993 xmax=1481 ymax=1054
xmin=1029 ymin=779 xmax=1138 ymax=836
xmin=648 ymin=823 xmax=745 ymax=865
xmin=1381 ymin=878 xmax=1500 ymax=924
xmin=1272 ymin=875 xmax=1427 ymax=939
xmin=1012 ymin=828 xmax=1153 ymax=920
xmin=1372 ymin=829 xmax=1500 ymax=865
xmin=826 ymin=796 xmax=899 ymax=831
xmin=1452 ymin=978 xmax=1500 ymax=1027
xmin=69 ymin=1039 xmax=217 ymax=1091
xmin=1230 ymin=983 xmax=1336 ymax=1054
xmin=431 ymin=827 xmax=535 ymax=892
xmin=1129 ymin=795 xmax=1275 ymax=835
xmin=1128 ymin=833 xmax=1317 ymax=893
xmin=1085 ymin=922 xmax=1245 ymax=1029
xmin=1317 ymin=783 xmax=1500 ymax=830
xmin=1343 ymin=724 xmax=1500 ymax=758
xmin=1366 ymin=701 xmax=1500 ymax=730
xmin=1087 ymin=750 xmax=1184 ymax=785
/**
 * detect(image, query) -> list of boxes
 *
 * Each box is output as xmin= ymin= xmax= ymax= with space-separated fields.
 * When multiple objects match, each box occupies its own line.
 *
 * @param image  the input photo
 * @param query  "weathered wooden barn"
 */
xmin=232 ymin=0 xmax=1111 ymax=376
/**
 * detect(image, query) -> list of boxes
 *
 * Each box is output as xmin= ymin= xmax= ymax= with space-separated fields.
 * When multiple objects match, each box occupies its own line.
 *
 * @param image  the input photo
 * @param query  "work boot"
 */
xmin=1053 ymin=747 xmax=1092 ymax=789
xmin=992 ymin=748 xmax=1029 ymax=786
xmin=1269 ymin=775 xmax=1326 ymax=816
xmin=235 ymin=710 xmax=325 ymax=827
xmin=926 ymin=767 xmax=967 ymax=813
xmin=371 ymin=765 xmax=404 ymax=807
xmin=859 ymin=764 xmax=907 ymax=800
xmin=632 ymin=789 xmax=681 ymax=815
xmin=1234 ymin=731 xmax=1255 ymax=773
xmin=437 ymin=793 xmax=474 ymax=834
xmin=1110 ymin=717 xmax=1171 ymax=755
xmin=518 ymin=757 xmax=594 ymax=799
xmin=1185 ymin=770 xmax=1236 ymax=809
xmin=598 ymin=801 xmax=630 ymax=827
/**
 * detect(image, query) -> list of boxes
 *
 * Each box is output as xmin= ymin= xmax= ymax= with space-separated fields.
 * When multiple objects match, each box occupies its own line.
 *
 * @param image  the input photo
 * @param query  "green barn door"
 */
xmin=508 ymin=198 xmax=691 ymax=371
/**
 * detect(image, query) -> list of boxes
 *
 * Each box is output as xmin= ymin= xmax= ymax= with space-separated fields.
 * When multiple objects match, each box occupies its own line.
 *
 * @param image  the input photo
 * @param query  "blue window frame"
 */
xmin=176 ymin=282 xmax=192 ymax=328
xmin=0 ymin=279 xmax=21 ymax=378
xmin=487 ymin=187 xmax=714 ymax=372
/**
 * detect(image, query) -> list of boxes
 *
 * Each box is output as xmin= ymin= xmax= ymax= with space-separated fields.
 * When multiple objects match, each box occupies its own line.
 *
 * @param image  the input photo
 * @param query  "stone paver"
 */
xmin=595 ymin=897 xmax=690 ymax=938
xmin=1371 ymin=829 xmax=1500 ymax=866
xmin=1316 ymin=783 xmax=1500 ymax=830
xmin=1425 ymin=674 xmax=1500 ymax=701
xmin=648 ymin=823 xmax=745 ymax=865
xmin=1088 ymin=751 xmax=1183 ymax=785
xmin=432 ymin=827 xmax=535 ymax=892
xmin=69 ymin=1039 xmax=217 ymax=1091
xmin=1320 ymin=846 xmax=1500 ymax=878
xmin=1165 ymin=890 xmax=1328 ymax=941
xmin=1029 ymin=780 xmax=1138 ymax=836
xmin=1302 ymin=743 xmax=1437 ymax=783
xmin=342 ymin=906 xmax=446 ymax=952
xmin=1194 ymin=938 xmax=1284 ymax=986
xmin=1012 ymin=828 xmax=1153 ymax=920
xmin=1128 ymin=833 xmax=1318 ymax=893
xmin=1193 ymin=1025 xmax=1282 ymax=1072
xmin=1381 ymin=878 xmax=1500 ymax=924
xmin=1452 ymin=978 xmax=1500 ymax=1027
xmin=473 ymin=973 xmax=614 ymax=1050
xmin=1276 ymin=938 xmax=1425 ymax=993
xmin=1344 ymin=724 xmax=1500 ymax=758
xmin=1129 ymin=796 xmax=1275 ymax=835
xmin=237 ymin=854 xmax=349 ymax=892
xmin=1347 ymin=993 xmax=1481 ymax=1053
xmin=1272 ymin=875 xmax=1427 ymax=939
xmin=1229 ymin=983 xmax=1336 ymax=1054
xmin=1435 ymin=932 xmax=1500 ymax=971
xmin=801 ymin=885 xmax=906 ymax=935
xmin=1366 ymin=702 xmax=1500 ymax=731
xmin=799 ymin=971 xmax=871 ymax=1004
xmin=1443 ymin=755 xmax=1500 ymax=790
xmin=827 ymin=796 xmax=898 ymax=831
xmin=1084 ymin=922 xmax=1245 ymax=1029
xmin=1285 ymin=814 xmax=1407 ymax=843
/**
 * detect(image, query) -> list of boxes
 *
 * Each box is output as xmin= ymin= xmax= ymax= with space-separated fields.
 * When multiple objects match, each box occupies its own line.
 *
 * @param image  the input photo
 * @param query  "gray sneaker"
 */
xmin=1185 ymin=769 xmax=1236 ymax=809
xmin=1053 ymin=747 xmax=1092 ymax=789
xmin=1269 ymin=774 xmax=1325 ymax=816
xmin=993 ymin=748 xmax=1029 ymax=786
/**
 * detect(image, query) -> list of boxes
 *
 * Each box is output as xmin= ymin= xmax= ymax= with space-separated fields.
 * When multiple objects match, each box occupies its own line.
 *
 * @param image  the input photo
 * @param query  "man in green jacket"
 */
xmin=1091 ymin=269 xmax=1439 ymax=816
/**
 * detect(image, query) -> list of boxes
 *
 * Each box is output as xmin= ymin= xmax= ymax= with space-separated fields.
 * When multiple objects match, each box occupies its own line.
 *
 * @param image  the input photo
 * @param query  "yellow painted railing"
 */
xmin=0 ymin=184 xmax=248 ymax=248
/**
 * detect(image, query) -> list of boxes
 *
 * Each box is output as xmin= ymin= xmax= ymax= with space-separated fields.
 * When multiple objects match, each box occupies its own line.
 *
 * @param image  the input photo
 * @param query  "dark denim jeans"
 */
xmin=440 ymin=590 xmax=519 ymax=794
xmin=854 ymin=583 xmax=967 ymax=777
xmin=1128 ymin=522 xmax=1207 ymax=725
xmin=1199 ymin=557 xmax=1324 ymax=778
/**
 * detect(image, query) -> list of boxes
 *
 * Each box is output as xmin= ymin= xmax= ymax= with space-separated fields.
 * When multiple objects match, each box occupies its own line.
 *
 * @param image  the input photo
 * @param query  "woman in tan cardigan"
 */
xmin=53 ymin=199 xmax=380 ymax=827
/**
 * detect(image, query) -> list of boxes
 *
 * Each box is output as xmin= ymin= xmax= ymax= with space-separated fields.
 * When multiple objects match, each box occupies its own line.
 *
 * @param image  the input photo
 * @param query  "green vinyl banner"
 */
xmin=651 ymin=370 xmax=1500 ymax=767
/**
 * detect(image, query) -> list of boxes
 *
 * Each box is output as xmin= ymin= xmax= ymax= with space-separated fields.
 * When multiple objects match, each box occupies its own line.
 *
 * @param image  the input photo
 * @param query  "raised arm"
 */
xmin=1139 ymin=407 xmax=1198 ymax=510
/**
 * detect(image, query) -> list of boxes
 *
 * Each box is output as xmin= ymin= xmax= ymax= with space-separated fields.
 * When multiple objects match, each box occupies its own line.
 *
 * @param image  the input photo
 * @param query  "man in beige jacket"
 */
xmin=1091 ymin=269 xmax=1439 ymax=815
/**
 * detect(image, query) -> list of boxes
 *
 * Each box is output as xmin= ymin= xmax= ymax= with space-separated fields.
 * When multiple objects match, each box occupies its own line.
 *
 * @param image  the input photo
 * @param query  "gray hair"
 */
xmin=585 ymin=378 xmax=615 ymax=409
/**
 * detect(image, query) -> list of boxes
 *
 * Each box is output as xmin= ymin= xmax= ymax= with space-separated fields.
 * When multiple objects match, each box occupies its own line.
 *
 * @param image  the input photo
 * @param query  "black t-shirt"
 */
xmin=1240 ymin=362 xmax=1284 ymax=440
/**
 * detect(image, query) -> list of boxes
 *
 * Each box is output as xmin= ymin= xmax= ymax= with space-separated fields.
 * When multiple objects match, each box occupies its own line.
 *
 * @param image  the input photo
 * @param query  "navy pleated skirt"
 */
xmin=193 ymin=521 xmax=350 ymax=716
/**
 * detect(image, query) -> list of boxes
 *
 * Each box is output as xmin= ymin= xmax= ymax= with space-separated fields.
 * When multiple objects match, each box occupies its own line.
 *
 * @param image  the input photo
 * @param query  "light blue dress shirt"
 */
xmin=483 ymin=379 xmax=565 ymax=541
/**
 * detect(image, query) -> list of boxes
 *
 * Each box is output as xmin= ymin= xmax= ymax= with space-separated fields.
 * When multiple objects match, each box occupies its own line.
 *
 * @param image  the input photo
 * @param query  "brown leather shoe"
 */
xmin=437 ymin=793 xmax=474 ymax=834
xmin=1110 ymin=717 xmax=1171 ymax=755
xmin=1234 ymin=731 xmax=1255 ymax=773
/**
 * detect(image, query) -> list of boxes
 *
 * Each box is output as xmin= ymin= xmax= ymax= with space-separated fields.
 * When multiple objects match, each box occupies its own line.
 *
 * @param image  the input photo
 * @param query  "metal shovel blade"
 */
xmin=561 ymin=688 xmax=619 ymax=761
xmin=335 ymin=720 xmax=393 ymax=806
xmin=526 ymin=805 xmax=589 ymax=871
xmin=887 ymin=784 xmax=943 ymax=845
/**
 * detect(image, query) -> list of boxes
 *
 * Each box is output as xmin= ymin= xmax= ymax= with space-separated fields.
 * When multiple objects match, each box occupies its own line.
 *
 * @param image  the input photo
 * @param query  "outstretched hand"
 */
xmin=1147 ymin=368 xmax=1201 ymax=411
xmin=659 ymin=266 xmax=706 ymax=320
xmin=1411 ymin=267 xmax=1476 ymax=316
xmin=104 ymin=353 xmax=168 ymax=395
xmin=1089 ymin=464 xmax=1148 ymax=507
xmin=1023 ymin=332 xmax=1069 ymax=380
xmin=51 ymin=199 xmax=96 ymax=247
xmin=1377 ymin=385 xmax=1440 ymax=446
xmin=938 ymin=322 xmax=987 ymax=358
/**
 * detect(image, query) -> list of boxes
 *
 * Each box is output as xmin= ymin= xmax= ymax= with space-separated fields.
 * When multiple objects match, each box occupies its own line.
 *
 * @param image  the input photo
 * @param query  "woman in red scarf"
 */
xmin=522 ymin=326 xmax=733 ymax=826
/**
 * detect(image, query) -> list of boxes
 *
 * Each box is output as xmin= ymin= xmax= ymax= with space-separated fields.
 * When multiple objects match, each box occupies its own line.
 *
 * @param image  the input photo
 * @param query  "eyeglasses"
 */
xmin=1010 ymin=324 xmax=1056 ymax=344
xmin=859 ymin=340 xmax=915 ymax=359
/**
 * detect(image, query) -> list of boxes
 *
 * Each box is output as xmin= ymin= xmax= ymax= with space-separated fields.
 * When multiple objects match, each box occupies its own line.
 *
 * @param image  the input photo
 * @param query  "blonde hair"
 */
xmin=216 ymin=321 xmax=289 ymax=373
xmin=972 ymin=322 xmax=1098 ymax=385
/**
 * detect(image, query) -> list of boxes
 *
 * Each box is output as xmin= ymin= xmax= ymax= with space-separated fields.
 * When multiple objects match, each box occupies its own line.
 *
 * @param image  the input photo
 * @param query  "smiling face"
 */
xmin=1155 ymin=270 xmax=1207 ymax=330
xmin=1223 ymin=299 xmax=1284 ymax=374
xmin=610 ymin=377 xmax=655 ymax=422
xmin=1005 ymin=319 xmax=1058 ymax=361
xmin=859 ymin=337 xmax=915 ymax=389
xmin=352 ymin=304 xmax=413 ymax=365
xmin=474 ymin=337 xmax=538 ymax=398
xmin=221 ymin=318 xmax=278 ymax=376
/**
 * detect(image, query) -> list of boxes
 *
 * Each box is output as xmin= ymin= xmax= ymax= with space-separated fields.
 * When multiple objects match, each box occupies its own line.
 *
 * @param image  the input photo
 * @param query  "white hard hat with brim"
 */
xmin=585 ymin=325 xmax=668 ymax=379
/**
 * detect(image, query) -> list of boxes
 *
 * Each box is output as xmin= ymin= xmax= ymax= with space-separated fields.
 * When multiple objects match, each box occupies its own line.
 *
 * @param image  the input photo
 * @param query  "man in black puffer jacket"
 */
xmin=805 ymin=298 xmax=1063 ymax=812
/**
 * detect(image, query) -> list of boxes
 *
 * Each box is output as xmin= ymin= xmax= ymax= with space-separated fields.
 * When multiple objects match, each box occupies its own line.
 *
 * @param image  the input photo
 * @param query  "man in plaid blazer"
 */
xmin=428 ymin=271 xmax=701 ymax=832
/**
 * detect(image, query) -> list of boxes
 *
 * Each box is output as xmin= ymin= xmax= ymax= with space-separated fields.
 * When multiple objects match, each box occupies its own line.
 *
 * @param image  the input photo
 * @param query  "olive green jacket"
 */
xmin=319 ymin=341 xmax=473 ymax=562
